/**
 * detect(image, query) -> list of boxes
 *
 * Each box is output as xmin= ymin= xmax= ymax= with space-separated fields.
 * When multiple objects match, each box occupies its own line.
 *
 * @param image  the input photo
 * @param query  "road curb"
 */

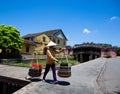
xmin=96 ymin=61 xmax=107 ymax=94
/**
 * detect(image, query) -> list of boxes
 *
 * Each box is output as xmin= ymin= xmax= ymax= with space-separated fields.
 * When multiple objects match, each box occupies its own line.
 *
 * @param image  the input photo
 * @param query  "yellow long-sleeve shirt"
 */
xmin=46 ymin=48 xmax=63 ymax=65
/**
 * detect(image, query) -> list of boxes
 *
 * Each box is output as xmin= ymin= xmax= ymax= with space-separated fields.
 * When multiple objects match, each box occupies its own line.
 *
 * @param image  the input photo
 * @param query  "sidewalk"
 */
xmin=13 ymin=58 xmax=107 ymax=94
xmin=0 ymin=64 xmax=29 ymax=81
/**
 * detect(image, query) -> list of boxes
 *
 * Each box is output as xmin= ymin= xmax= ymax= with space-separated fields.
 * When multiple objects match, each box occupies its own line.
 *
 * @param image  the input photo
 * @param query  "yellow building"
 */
xmin=21 ymin=29 xmax=67 ymax=55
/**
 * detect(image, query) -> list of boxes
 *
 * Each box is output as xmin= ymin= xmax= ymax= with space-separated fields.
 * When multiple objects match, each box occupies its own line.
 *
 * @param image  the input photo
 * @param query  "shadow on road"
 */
xmin=26 ymin=77 xmax=42 ymax=82
xmin=45 ymin=79 xmax=70 ymax=86
xmin=114 ymin=91 xmax=120 ymax=94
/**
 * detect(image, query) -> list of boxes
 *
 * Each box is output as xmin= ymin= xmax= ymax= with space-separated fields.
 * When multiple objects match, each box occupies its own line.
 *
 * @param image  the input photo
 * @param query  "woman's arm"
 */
xmin=47 ymin=50 xmax=58 ymax=62
xmin=55 ymin=48 xmax=65 ymax=54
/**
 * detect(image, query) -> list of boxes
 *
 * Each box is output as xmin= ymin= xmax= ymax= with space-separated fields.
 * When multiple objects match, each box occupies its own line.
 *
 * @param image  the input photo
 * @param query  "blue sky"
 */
xmin=0 ymin=0 xmax=120 ymax=46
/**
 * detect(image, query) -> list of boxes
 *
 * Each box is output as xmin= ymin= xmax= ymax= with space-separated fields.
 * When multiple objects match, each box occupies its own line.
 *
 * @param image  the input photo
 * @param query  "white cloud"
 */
xmin=110 ymin=16 xmax=119 ymax=21
xmin=83 ymin=28 xmax=91 ymax=34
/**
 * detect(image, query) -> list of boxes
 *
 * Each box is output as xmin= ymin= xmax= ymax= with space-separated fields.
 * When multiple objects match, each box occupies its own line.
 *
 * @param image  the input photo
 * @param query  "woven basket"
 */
xmin=28 ymin=64 xmax=42 ymax=77
xmin=58 ymin=62 xmax=71 ymax=78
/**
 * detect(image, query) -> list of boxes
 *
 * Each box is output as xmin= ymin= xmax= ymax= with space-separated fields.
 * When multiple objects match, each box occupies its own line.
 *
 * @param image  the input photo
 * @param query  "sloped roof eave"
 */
xmin=42 ymin=29 xmax=68 ymax=40
xmin=24 ymin=39 xmax=37 ymax=46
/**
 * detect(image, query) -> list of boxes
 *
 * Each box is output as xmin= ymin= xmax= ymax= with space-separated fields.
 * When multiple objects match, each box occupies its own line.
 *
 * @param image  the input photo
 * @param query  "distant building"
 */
xmin=65 ymin=46 xmax=73 ymax=55
xmin=101 ymin=47 xmax=116 ymax=58
xmin=73 ymin=43 xmax=116 ymax=63
xmin=21 ymin=29 xmax=67 ymax=55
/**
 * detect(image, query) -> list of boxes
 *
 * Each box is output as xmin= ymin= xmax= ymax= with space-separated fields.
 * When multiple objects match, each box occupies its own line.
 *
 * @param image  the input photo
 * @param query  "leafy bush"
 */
xmin=105 ymin=53 xmax=111 ymax=58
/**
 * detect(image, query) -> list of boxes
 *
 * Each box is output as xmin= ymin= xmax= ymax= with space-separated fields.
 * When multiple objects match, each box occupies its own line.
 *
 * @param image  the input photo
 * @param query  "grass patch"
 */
xmin=1 ymin=57 xmax=78 ymax=67
xmin=1 ymin=60 xmax=46 ymax=67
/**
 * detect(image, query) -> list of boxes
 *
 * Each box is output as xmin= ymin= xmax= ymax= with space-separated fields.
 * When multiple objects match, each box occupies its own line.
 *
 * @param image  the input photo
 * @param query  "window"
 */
xmin=30 ymin=37 xmax=34 ymax=41
xmin=42 ymin=37 xmax=46 ymax=42
xmin=26 ymin=46 xmax=29 ymax=52
xmin=64 ymin=41 xmax=66 ymax=45
xmin=53 ymin=39 xmax=56 ymax=43
xmin=57 ymin=39 xmax=60 ymax=44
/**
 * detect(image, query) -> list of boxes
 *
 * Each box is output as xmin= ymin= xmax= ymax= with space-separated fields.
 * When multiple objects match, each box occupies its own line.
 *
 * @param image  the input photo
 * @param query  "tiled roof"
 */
xmin=22 ymin=29 xmax=67 ymax=40
xmin=24 ymin=39 xmax=36 ymax=46
xmin=22 ymin=34 xmax=37 ymax=38
xmin=42 ymin=29 xmax=61 ymax=36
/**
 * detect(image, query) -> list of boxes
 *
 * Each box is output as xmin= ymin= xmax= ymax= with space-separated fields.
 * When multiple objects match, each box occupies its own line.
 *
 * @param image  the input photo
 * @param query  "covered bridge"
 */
xmin=73 ymin=43 xmax=102 ymax=63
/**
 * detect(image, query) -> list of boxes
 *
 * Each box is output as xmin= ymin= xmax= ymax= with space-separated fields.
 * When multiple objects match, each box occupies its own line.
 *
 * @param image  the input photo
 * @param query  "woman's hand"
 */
xmin=62 ymin=48 xmax=66 ymax=52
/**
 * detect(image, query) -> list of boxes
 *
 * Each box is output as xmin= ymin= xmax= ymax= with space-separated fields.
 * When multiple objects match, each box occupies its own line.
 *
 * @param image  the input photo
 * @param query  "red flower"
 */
xmin=31 ymin=63 xmax=42 ymax=67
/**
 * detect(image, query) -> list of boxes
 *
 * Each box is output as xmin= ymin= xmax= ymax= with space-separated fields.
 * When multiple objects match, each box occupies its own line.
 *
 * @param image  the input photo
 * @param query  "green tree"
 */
xmin=102 ymin=43 xmax=112 ymax=48
xmin=0 ymin=24 xmax=23 ymax=51
xmin=116 ymin=47 xmax=120 ymax=56
xmin=105 ymin=52 xmax=111 ymax=58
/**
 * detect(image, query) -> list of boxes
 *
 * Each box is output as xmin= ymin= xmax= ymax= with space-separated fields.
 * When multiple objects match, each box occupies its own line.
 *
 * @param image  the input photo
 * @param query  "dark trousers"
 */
xmin=43 ymin=64 xmax=57 ymax=81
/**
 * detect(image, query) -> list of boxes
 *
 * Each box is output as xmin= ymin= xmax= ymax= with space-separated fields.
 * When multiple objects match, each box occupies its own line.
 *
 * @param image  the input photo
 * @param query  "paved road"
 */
xmin=14 ymin=58 xmax=107 ymax=94
xmin=99 ymin=57 xmax=120 ymax=94
xmin=1 ymin=57 xmax=120 ymax=94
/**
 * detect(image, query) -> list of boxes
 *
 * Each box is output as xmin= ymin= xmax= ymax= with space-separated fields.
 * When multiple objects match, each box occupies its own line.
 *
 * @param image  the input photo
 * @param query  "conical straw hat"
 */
xmin=47 ymin=41 xmax=57 ymax=47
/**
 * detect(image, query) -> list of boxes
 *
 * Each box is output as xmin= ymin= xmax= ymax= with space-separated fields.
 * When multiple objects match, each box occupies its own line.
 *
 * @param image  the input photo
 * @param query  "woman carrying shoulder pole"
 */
xmin=42 ymin=41 xmax=65 ymax=84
